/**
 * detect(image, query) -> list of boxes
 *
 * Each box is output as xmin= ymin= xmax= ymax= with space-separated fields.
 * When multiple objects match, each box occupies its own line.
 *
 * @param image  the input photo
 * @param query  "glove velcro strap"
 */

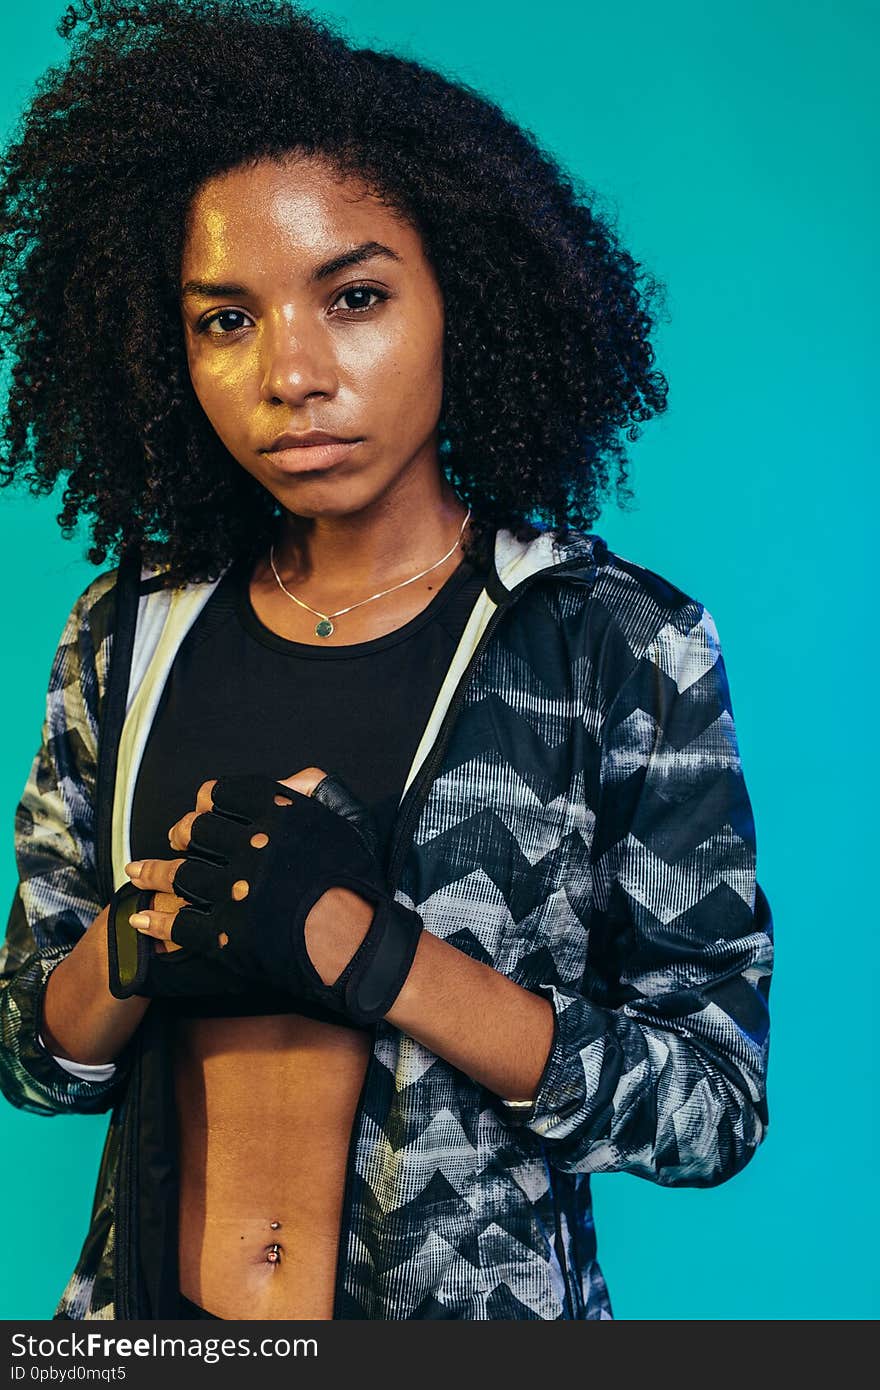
xmin=336 ymin=897 xmax=424 ymax=1025
xmin=107 ymin=881 xmax=155 ymax=999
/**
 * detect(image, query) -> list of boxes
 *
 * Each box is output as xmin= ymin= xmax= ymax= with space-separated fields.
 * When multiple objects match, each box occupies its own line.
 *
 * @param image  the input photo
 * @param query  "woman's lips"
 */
xmin=264 ymin=440 xmax=362 ymax=473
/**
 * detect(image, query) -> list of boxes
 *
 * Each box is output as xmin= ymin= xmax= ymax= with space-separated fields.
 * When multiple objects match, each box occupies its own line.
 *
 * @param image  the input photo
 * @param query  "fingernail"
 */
xmin=129 ymin=913 xmax=149 ymax=927
xmin=125 ymin=862 xmax=144 ymax=877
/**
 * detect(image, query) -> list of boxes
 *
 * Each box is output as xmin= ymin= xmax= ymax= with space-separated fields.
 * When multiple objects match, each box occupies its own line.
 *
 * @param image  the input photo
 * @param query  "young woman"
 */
xmin=0 ymin=0 xmax=773 ymax=1321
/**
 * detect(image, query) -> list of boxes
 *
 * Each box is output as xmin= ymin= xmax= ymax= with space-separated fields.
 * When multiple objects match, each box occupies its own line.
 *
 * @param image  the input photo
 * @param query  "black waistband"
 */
xmin=178 ymin=1292 xmax=223 ymax=1320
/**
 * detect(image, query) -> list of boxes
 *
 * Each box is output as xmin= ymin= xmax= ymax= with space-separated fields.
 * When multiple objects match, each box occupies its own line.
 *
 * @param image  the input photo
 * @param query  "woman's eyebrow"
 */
xmin=311 ymin=240 xmax=403 ymax=281
xmin=180 ymin=241 xmax=403 ymax=301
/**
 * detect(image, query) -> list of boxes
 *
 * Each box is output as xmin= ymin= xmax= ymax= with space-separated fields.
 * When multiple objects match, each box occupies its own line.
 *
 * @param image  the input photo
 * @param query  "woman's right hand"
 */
xmin=127 ymin=773 xmax=421 ymax=1026
xmin=107 ymin=877 xmax=256 ymax=999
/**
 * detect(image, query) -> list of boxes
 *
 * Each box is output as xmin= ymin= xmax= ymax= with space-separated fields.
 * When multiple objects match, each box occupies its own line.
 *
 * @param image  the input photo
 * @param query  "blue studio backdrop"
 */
xmin=0 ymin=0 xmax=875 ymax=1321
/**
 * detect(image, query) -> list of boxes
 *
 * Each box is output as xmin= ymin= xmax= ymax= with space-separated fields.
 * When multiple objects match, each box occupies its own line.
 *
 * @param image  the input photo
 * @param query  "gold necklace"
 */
xmin=268 ymin=508 xmax=472 ymax=639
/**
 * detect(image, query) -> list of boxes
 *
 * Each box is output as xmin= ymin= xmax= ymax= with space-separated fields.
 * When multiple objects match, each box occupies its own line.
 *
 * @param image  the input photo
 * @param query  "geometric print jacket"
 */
xmin=0 ymin=525 xmax=773 ymax=1319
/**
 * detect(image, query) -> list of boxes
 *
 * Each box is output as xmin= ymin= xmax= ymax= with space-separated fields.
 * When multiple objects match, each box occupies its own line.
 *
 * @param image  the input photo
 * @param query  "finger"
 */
xmin=124 ymin=857 xmax=186 ymax=893
xmin=277 ymin=767 xmax=329 ymax=800
xmin=170 ymin=905 xmax=229 ymax=954
xmin=173 ymin=856 xmax=251 ymax=906
xmin=187 ymin=811 xmax=252 ymax=863
xmin=128 ymin=908 xmax=176 ymax=942
xmin=153 ymin=938 xmax=181 ymax=955
xmin=209 ymin=775 xmax=290 ymax=822
xmin=168 ymin=810 xmax=199 ymax=853
xmin=152 ymin=890 xmax=189 ymax=914
xmin=135 ymin=891 xmax=183 ymax=953
xmin=195 ymin=779 xmax=219 ymax=814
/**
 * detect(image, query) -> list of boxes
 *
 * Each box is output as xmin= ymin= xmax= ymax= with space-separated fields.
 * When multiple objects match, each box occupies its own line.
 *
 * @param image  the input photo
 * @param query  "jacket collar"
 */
xmin=489 ymin=525 xmax=608 ymax=599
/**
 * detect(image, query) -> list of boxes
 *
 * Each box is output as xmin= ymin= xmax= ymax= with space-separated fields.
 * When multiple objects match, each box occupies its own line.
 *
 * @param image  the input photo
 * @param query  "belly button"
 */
xmin=266 ymin=1242 xmax=282 ymax=1265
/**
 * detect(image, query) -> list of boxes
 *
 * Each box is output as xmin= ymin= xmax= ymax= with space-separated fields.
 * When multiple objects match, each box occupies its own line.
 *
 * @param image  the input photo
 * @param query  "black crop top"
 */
xmin=129 ymin=545 xmax=489 ymax=1022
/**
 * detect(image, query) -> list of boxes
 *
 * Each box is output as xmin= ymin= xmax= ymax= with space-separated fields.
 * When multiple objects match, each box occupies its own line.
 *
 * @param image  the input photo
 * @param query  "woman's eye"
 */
xmin=197 ymin=309 xmax=254 ymax=336
xmin=331 ymin=284 xmax=389 ymax=315
xmin=195 ymin=286 xmax=388 ymax=337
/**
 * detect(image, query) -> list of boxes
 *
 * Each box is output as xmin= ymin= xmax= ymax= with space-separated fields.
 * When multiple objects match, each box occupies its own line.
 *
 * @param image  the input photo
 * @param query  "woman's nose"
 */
xmin=258 ymin=317 xmax=338 ymax=404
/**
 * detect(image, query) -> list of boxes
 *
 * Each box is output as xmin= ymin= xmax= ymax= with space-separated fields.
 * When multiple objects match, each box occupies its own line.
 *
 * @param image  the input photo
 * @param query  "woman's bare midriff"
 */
xmin=173 ymin=1011 xmax=372 ymax=1320
xmin=167 ymin=553 xmax=467 ymax=1319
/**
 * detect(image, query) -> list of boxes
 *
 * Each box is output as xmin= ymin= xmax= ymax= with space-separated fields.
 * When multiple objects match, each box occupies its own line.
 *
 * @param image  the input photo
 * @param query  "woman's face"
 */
xmin=179 ymin=156 xmax=446 ymax=521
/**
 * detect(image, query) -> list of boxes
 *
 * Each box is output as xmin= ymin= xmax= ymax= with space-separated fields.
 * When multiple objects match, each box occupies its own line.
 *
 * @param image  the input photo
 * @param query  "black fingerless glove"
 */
xmin=106 ymin=773 xmax=402 ymax=1018
xmin=108 ymin=878 xmax=281 ymax=1005
xmin=165 ymin=774 xmax=423 ymax=1025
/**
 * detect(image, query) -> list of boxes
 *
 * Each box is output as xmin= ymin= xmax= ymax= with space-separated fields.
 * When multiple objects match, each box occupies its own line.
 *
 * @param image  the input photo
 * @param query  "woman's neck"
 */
xmin=270 ymin=484 xmax=470 ymax=600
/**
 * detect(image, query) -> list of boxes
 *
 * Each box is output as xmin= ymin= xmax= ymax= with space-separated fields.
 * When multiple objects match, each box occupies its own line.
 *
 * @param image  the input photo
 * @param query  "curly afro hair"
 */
xmin=0 ymin=0 xmax=668 ymax=584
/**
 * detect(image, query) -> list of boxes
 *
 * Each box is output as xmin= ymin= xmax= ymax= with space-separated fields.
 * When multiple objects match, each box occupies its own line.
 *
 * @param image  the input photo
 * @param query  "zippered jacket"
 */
xmin=0 ymin=527 xmax=773 ymax=1320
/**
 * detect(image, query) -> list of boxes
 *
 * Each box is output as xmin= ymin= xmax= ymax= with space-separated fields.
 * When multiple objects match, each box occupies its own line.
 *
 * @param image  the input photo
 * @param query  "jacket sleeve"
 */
xmin=0 ymin=571 xmax=126 ymax=1116
xmin=498 ymin=601 xmax=773 ymax=1186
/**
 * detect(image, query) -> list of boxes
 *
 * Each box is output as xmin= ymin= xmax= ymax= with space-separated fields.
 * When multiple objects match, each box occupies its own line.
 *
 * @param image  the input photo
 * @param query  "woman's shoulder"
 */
xmin=54 ymin=565 xmax=120 ymax=650
xmin=62 ymin=555 xmax=191 ymax=644
xmin=531 ymin=528 xmax=726 ymax=709
xmin=546 ymin=528 xmax=708 ymax=638
xmin=587 ymin=541 xmax=731 ymax=710
xmin=595 ymin=541 xmax=706 ymax=621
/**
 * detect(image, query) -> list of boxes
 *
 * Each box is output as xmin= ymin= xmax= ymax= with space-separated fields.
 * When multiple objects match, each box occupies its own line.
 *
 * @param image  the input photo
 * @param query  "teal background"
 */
xmin=0 ymin=0 xmax=874 ymax=1321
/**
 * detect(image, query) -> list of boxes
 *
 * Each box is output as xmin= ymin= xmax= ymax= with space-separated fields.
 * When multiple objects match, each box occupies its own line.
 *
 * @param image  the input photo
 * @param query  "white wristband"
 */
xmin=37 ymin=1032 xmax=117 ymax=1082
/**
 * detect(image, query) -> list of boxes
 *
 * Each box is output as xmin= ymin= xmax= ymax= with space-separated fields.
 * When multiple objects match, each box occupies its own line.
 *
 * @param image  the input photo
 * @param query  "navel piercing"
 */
xmin=266 ymin=1243 xmax=282 ymax=1264
xmin=269 ymin=1221 xmax=281 ymax=1230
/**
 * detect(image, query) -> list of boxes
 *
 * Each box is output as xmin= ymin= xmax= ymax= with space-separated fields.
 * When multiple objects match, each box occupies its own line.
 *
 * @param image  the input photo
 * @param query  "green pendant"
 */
xmin=315 ymin=618 xmax=334 ymax=638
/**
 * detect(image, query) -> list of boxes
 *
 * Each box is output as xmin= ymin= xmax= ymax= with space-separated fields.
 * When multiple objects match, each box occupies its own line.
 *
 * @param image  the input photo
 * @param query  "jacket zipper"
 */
xmin=330 ymin=554 xmax=590 ymax=1319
